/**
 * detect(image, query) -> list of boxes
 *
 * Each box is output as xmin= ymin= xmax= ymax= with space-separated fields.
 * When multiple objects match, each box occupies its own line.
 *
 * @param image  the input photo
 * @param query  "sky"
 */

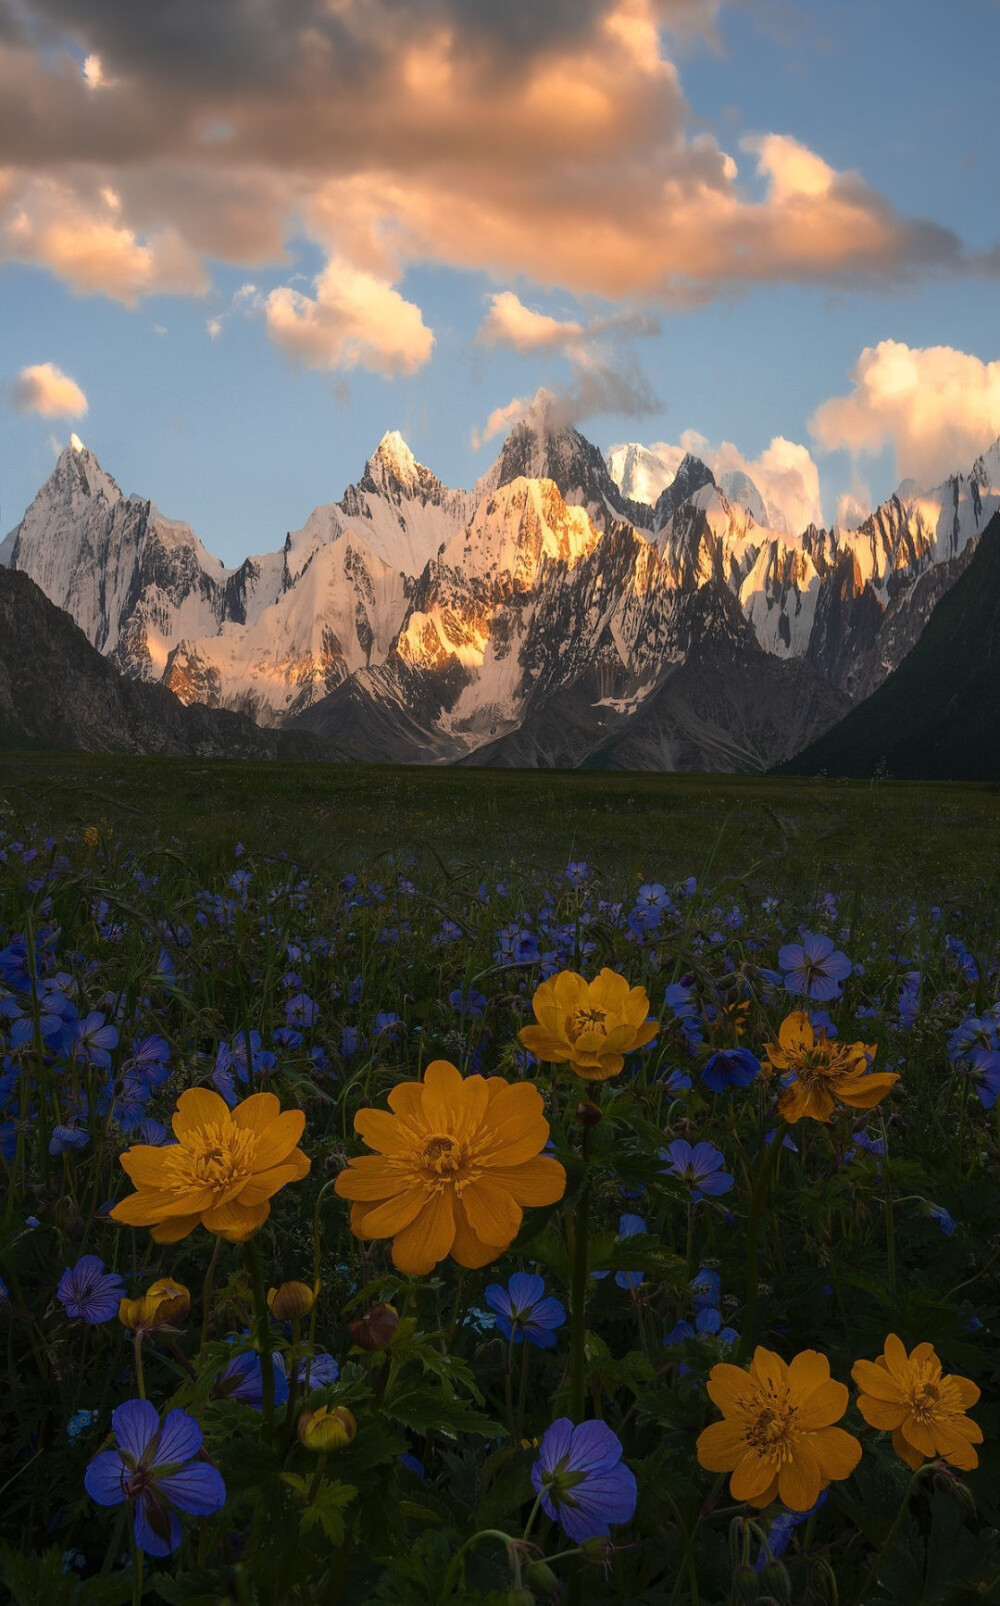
xmin=1 ymin=0 xmax=999 ymax=564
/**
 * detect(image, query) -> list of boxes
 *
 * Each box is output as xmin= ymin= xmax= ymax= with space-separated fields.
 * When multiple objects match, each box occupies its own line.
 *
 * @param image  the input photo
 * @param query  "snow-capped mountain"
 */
xmin=5 ymin=416 xmax=1000 ymax=770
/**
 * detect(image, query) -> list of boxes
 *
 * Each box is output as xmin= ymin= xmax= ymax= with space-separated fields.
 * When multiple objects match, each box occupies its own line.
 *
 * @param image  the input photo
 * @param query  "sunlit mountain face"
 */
xmin=5 ymin=409 xmax=999 ymax=770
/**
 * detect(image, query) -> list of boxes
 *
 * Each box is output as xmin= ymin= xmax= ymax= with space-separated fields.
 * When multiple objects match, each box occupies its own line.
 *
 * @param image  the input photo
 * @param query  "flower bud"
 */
xmin=349 ymin=1302 xmax=399 ymax=1351
xmin=83 ymin=826 xmax=99 ymax=851
xmin=267 ymin=1280 xmax=318 ymax=1320
xmin=119 ymin=1278 xmax=191 ymax=1333
xmin=506 ymin=1590 xmax=535 ymax=1606
xmin=524 ymin=1559 xmax=560 ymax=1596
xmin=575 ymin=1101 xmax=602 ymax=1129
xmin=297 ymin=1405 xmax=357 ymax=1452
xmin=579 ymin=1537 xmax=614 ymax=1562
xmin=933 ymin=1468 xmax=977 ymax=1517
xmin=757 ymin=1561 xmax=792 ymax=1601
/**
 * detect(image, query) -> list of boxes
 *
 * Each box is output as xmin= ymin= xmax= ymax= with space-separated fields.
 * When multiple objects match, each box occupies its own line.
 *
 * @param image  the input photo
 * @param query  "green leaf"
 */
xmin=383 ymin=1386 xmax=502 ymax=1439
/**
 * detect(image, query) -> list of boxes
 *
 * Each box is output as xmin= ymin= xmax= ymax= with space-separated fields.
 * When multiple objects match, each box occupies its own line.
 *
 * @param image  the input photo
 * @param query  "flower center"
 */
xmin=742 ymin=1392 xmax=800 ymax=1462
xmin=569 ymin=1007 xmax=608 ymax=1041
xmin=170 ymin=1121 xmax=257 ymax=1194
xmin=422 ymin=1133 xmax=463 ymax=1174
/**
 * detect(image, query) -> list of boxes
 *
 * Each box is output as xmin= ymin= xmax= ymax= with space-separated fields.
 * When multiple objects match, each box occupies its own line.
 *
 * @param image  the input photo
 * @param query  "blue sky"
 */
xmin=1 ymin=0 xmax=998 ymax=563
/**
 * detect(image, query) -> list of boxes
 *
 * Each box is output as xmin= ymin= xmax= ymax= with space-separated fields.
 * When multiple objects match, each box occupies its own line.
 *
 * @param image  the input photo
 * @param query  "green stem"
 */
xmin=200 ymin=1236 xmax=221 ymax=1352
xmin=134 ymin=1333 xmax=146 ymax=1402
xmin=515 ymin=1336 xmax=531 ymax=1441
xmin=737 ymin=1128 xmax=784 ymax=1362
xmin=569 ymin=1179 xmax=590 ymax=1423
xmin=851 ymin=1467 xmax=928 ymax=1606
xmin=131 ymin=1517 xmax=144 ymax=1605
xmin=440 ymin=1529 xmax=516 ymax=1601
xmin=244 ymin=1235 xmax=275 ymax=1430
xmin=879 ymin=1114 xmax=895 ymax=1301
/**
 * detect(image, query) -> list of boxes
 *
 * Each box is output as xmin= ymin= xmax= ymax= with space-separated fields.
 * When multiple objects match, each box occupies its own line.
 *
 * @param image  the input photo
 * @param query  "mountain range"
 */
xmin=3 ymin=410 xmax=998 ymax=770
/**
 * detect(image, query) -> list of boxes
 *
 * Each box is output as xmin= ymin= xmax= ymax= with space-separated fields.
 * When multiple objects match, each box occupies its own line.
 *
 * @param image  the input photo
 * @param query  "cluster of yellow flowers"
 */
xmin=697 ymin=1337 xmax=982 ymax=1511
xmin=106 ymin=966 xmax=982 ymax=1516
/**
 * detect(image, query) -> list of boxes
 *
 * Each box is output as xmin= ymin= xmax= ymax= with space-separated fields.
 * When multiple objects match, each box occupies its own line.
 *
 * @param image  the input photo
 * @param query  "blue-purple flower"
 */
xmin=660 ymin=1140 xmax=734 ymax=1200
xmin=531 ymin=1419 xmax=637 ymax=1542
xmin=215 ymin=1349 xmax=290 ymax=1409
xmin=57 ymin=1256 xmax=126 ymax=1323
xmin=778 ymin=934 xmax=851 ymax=1001
xmin=84 ymin=1400 xmax=225 ymax=1557
xmin=701 ymin=1048 xmax=760 ymax=1093
xmin=483 ymin=1272 xmax=566 ymax=1348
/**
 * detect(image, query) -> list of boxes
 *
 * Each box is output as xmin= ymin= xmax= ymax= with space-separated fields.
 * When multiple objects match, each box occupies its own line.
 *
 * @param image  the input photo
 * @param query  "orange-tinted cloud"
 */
xmin=10 ymin=360 xmax=88 ymax=417
xmin=264 ymin=257 xmax=434 ymax=377
xmin=0 ymin=0 xmax=982 ymax=348
xmin=810 ymin=340 xmax=1000 ymax=487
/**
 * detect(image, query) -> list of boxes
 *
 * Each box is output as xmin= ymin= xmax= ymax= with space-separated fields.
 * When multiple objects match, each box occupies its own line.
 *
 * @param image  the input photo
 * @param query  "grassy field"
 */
xmin=3 ymin=753 xmax=1000 ymax=906
xmin=2 ymin=754 xmax=999 ymax=1602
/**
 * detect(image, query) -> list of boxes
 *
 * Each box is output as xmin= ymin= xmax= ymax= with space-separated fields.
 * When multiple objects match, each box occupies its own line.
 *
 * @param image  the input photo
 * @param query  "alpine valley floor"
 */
xmin=3 ymin=753 xmax=1000 ymax=905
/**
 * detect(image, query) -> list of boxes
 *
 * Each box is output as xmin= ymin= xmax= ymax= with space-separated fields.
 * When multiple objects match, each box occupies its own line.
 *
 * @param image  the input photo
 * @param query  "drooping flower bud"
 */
xmin=348 ymin=1302 xmax=399 ymax=1351
xmin=575 ymin=1100 xmax=602 ymax=1128
xmin=267 ymin=1280 xmax=318 ymax=1320
xmin=297 ymin=1405 xmax=357 ymax=1452
xmin=118 ymin=1278 xmax=191 ymax=1333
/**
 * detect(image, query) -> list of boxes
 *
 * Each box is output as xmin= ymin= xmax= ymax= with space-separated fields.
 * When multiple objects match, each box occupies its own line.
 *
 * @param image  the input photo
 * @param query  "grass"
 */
xmin=3 ymin=754 xmax=1000 ymax=905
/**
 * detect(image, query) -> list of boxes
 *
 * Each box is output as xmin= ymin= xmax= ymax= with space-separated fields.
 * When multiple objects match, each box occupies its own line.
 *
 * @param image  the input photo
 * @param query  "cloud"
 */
xmin=471 ymin=394 xmax=532 ymax=449
xmin=617 ymin=427 xmax=823 ymax=531
xmin=0 ymin=0 xmax=980 ymax=318
xmin=264 ymin=256 xmax=434 ymax=377
xmin=835 ymin=486 xmax=871 ymax=530
xmin=10 ymin=360 xmax=88 ymax=417
xmin=0 ymin=171 xmax=207 ymax=302
xmin=810 ymin=340 xmax=1000 ymax=488
xmin=478 ymin=292 xmax=585 ymax=354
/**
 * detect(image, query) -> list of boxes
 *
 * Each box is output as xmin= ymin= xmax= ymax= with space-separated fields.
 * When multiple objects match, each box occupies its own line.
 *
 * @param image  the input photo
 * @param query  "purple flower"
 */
xmin=778 ymin=933 xmax=851 ymax=1002
xmin=664 ymin=1305 xmax=740 ymax=1360
xmin=297 ymin=1352 xmax=340 ymax=1391
xmin=593 ymin=1214 xmax=649 ymax=1290
xmin=49 ymin=1122 xmax=90 ymax=1155
xmin=755 ymin=1492 xmax=827 ymax=1571
xmin=215 ymin=1350 xmax=290 ymax=1409
xmin=84 ymin=1400 xmax=225 ymax=1557
xmin=564 ymin=861 xmax=589 ymax=888
xmin=73 ymin=1012 xmax=119 ymax=1069
xmin=660 ymin=1140 xmax=734 ymax=1200
xmin=701 ymin=1048 xmax=760 ymax=1093
xmin=926 ymin=1204 xmax=956 ymax=1237
xmin=57 ymin=1256 xmax=126 ymax=1323
xmin=967 ymin=1051 xmax=1000 ymax=1111
xmin=531 ymin=1419 xmax=637 ymax=1543
xmin=484 ymin=1272 xmax=566 ymax=1348
xmin=690 ymin=1267 xmax=721 ymax=1310
xmin=285 ymin=994 xmax=318 ymax=1029
xmin=448 ymin=987 xmax=488 ymax=1019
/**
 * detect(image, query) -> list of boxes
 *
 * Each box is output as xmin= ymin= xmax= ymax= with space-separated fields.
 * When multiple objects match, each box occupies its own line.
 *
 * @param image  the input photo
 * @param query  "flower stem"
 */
xmin=737 ymin=1128 xmax=784 ymax=1362
xmin=134 ymin=1333 xmax=146 ymax=1402
xmin=851 ymin=1467 xmax=928 ymax=1606
xmin=243 ymin=1235 xmax=274 ymax=1430
xmin=568 ymin=1176 xmax=590 ymax=1423
xmin=879 ymin=1114 xmax=895 ymax=1301
xmin=130 ymin=1516 xmax=144 ymax=1605
xmin=200 ymin=1236 xmax=221 ymax=1352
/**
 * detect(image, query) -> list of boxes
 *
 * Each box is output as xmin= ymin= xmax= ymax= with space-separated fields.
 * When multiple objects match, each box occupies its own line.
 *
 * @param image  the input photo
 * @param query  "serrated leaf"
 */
xmin=383 ymin=1386 xmax=502 ymax=1438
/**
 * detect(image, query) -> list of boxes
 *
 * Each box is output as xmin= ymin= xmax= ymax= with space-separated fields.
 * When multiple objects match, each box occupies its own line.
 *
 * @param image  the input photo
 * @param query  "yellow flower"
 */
xmin=763 ymin=1011 xmax=897 ymax=1124
xmin=335 ymin=1060 xmax=566 ymax=1275
xmin=518 ymin=968 xmax=657 ymax=1081
xmin=268 ymin=1280 xmax=319 ymax=1320
xmin=110 ymin=1088 xmax=310 ymax=1244
xmin=118 ymin=1277 xmax=190 ymax=1333
xmin=83 ymin=825 xmax=99 ymax=851
xmin=852 ymin=1334 xmax=982 ymax=1471
xmin=697 ymin=1346 xmax=862 ymax=1511
xmin=298 ymin=1405 xmax=357 ymax=1452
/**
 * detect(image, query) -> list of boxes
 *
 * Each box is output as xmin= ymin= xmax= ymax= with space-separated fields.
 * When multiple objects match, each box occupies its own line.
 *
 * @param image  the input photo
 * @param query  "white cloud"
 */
xmin=625 ymin=428 xmax=823 ymax=532
xmin=471 ymin=394 xmax=533 ymax=449
xmin=11 ymin=361 xmax=88 ymax=419
xmin=206 ymin=316 xmax=223 ymax=338
xmin=835 ymin=486 xmax=872 ymax=530
xmin=264 ymin=257 xmax=434 ymax=377
xmin=810 ymin=340 xmax=1000 ymax=488
xmin=478 ymin=292 xmax=585 ymax=353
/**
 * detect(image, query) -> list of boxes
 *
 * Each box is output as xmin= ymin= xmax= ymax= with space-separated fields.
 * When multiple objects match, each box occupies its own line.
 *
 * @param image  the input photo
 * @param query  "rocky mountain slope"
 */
xmin=777 ymin=512 xmax=1000 ymax=780
xmin=5 ymin=413 xmax=999 ymax=771
xmin=0 ymin=567 xmax=315 ymax=757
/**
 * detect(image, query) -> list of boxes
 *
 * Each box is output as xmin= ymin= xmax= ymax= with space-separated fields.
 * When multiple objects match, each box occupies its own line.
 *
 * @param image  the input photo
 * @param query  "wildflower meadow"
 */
xmin=0 ymin=759 xmax=998 ymax=1604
